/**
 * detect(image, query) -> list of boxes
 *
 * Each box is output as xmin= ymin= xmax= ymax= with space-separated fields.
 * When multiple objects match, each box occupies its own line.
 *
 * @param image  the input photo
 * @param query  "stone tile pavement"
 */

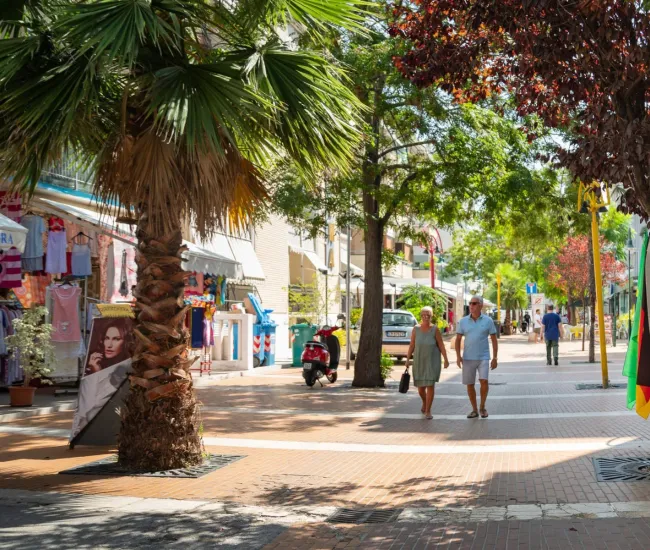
xmin=1 ymin=334 xmax=650 ymax=548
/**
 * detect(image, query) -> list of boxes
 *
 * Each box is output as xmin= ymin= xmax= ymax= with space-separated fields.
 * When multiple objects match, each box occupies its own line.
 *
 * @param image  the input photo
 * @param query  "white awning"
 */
xmin=0 ymin=213 xmax=28 ymax=253
xmin=31 ymin=197 xmax=246 ymax=279
xmin=339 ymin=278 xmax=396 ymax=294
xmin=289 ymin=243 xmax=327 ymax=273
xmin=340 ymin=257 xmax=364 ymax=277
xmin=230 ymin=237 xmax=265 ymax=280
xmin=182 ymin=241 xmax=242 ymax=279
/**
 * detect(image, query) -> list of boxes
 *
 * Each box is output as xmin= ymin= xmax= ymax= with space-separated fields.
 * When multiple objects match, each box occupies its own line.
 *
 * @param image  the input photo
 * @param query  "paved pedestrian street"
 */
xmin=2 ymin=335 xmax=650 ymax=548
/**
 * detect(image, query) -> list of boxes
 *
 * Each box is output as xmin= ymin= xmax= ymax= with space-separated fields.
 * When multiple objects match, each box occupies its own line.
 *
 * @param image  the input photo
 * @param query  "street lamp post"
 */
xmin=425 ymin=227 xmax=444 ymax=290
xmin=577 ymin=181 xmax=610 ymax=389
xmin=626 ymin=228 xmax=635 ymax=340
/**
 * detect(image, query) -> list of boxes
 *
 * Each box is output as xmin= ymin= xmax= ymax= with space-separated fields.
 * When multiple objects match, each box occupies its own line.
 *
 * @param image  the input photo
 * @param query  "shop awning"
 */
xmin=182 ymin=241 xmax=242 ymax=280
xmin=229 ymin=237 xmax=265 ymax=280
xmin=0 ymin=213 xmax=28 ymax=253
xmin=339 ymin=278 xmax=396 ymax=294
xmin=289 ymin=243 xmax=327 ymax=272
xmin=340 ymin=257 xmax=364 ymax=277
xmin=31 ymin=197 xmax=246 ymax=279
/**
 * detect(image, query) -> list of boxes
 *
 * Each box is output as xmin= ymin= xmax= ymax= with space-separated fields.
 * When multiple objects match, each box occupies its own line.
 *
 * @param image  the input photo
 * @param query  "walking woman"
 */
xmin=405 ymin=306 xmax=450 ymax=419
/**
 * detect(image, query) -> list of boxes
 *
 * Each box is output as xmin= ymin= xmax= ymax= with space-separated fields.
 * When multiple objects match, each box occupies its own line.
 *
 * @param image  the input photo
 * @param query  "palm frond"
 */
xmin=147 ymin=61 xmax=274 ymax=161
xmin=241 ymin=43 xmax=362 ymax=172
xmin=58 ymin=0 xmax=186 ymax=65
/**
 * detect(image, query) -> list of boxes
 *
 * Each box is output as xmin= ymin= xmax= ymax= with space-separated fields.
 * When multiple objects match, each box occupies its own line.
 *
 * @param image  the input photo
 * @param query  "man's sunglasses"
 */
xmin=469 ymin=302 xmax=480 ymax=305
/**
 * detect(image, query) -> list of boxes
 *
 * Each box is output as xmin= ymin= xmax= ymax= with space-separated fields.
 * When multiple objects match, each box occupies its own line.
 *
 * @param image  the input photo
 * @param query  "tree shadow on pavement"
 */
xmin=0 ymin=492 xmax=286 ymax=550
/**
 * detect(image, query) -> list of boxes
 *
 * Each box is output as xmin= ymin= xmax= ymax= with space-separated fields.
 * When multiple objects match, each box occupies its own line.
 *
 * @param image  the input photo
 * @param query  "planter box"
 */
xmin=9 ymin=386 xmax=37 ymax=407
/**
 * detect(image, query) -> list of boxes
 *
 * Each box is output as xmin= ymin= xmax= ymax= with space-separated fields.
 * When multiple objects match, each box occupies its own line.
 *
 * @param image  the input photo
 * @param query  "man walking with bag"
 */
xmin=455 ymin=296 xmax=498 ymax=419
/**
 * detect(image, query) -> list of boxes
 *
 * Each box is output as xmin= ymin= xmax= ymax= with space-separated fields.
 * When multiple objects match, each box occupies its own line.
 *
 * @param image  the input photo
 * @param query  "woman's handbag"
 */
xmin=399 ymin=368 xmax=410 ymax=394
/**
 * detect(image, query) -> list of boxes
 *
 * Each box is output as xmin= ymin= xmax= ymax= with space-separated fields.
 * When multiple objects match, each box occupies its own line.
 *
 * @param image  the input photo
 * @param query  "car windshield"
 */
xmin=383 ymin=313 xmax=416 ymax=327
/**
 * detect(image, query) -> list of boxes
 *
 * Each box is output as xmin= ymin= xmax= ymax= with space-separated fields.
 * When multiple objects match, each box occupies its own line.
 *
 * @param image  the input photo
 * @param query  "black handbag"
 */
xmin=399 ymin=368 xmax=410 ymax=394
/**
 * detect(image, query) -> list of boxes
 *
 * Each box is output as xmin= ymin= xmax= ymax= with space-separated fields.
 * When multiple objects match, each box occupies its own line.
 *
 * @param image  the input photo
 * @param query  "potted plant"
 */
xmin=6 ymin=306 xmax=54 ymax=407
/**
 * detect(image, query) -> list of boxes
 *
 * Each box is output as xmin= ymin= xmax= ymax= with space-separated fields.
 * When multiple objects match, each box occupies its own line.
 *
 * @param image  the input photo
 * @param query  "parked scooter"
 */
xmin=301 ymin=324 xmax=341 ymax=387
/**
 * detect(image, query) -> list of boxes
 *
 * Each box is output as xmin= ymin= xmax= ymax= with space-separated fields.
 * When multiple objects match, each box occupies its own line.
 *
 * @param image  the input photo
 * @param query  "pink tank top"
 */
xmin=51 ymin=285 xmax=82 ymax=342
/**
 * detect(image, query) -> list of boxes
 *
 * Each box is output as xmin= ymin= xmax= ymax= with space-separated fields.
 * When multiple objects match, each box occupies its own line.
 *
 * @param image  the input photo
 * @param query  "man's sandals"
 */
xmin=467 ymin=409 xmax=489 ymax=419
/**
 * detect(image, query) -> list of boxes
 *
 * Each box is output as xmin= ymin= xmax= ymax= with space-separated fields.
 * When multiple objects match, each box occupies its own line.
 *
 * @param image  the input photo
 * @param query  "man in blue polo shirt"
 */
xmin=455 ymin=295 xmax=498 ymax=419
xmin=541 ymin=304 xmax=564 ymax=366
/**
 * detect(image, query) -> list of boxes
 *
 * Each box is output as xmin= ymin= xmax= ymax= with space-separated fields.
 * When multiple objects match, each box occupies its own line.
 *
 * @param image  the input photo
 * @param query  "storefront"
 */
xmin=0 ymin=189 xmax=264 ymax=390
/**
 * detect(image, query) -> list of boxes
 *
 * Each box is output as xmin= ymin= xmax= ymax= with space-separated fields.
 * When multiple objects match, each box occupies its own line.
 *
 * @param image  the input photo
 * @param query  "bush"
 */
xmin=380 ymin=352 xmax=394 ymax=380
xmin=350 ymin=307 xmax=363 ymax=327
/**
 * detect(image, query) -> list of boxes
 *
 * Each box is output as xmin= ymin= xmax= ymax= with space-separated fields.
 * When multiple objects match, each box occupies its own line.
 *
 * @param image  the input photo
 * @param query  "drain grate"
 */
xmin=327 ymin=508 xmax=403 ymax=524
xmin=593 ymin=457 xmax=650 ymax=481
xmin=576 ymin=383 xmax=625 ymax=390
xmin=60 ymin=454 xmax=245 ymax=478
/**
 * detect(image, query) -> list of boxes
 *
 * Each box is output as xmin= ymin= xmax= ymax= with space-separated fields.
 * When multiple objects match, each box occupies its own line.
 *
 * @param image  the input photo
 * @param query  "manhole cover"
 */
xmin=327 ymin=508 xmax=403 ymax=524
xmin=576 ymin=383 xmax=625 ymax=390
xmin=60 ymin=454 xmax=245 ymax=478
xmin=593 ymin=457 xmax=650 ymax=481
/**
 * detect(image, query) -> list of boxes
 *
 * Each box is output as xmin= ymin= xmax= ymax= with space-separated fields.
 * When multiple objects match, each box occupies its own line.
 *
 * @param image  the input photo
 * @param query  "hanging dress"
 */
xmin=51 ymin=285 xmax=82 ymax=342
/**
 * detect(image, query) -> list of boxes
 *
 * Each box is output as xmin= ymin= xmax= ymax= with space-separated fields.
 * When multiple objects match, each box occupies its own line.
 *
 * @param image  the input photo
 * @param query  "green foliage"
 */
xmin=288 ymin=275 xmax=337 ymax=325
xmin=397 ymin=285 xmax=447 ymax=322
xmin=350 ymin=308 xmax=363 ymax=327
xmin=5 ymin=307 xmax=54 ymax=386
xmin=599 ymin=208 xmax=632 ymax=261
xmin=486 ymin=263 xmax=528 ymax=311
xmin=380 ymin=352 xmax=394 ymax=380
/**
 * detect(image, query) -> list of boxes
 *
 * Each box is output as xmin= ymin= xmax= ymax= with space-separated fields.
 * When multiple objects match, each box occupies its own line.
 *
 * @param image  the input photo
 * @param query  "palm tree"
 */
xmin=0 ymin=0 xmax=366 ymax=471
xmin=487 ymin=263 xmax=528 ymax=336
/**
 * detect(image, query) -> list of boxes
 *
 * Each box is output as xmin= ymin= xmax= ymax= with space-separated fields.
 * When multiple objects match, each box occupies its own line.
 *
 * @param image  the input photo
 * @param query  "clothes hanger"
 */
xmin=72 ymin=231 xmax=93 ymax=243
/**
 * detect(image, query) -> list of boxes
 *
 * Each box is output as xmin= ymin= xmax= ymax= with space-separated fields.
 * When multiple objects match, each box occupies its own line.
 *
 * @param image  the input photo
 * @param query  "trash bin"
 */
xmin=494 ymin=321 xmax=501 ymax=339
xmin=291 ymin=323 xmax=317 ymax=367
xmin=263 ymin=322 xmax=278 ymax=366
xmin=252 ymin=324 xmax=265 ymax=367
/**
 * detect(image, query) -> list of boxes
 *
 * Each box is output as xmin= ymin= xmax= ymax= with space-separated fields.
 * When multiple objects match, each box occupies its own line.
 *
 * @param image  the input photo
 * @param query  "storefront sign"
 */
xmin=96 ymin=304 xmax=135 ymax=318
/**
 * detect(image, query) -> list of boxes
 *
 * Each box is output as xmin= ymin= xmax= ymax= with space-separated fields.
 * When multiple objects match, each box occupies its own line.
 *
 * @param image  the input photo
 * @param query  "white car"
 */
xmin=349 ymin=309 xmax=417 ymax=361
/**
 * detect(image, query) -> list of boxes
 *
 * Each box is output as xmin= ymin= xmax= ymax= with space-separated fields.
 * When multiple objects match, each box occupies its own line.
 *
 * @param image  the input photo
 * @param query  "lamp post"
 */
xmin=425 ymin=227 xmax=444 ymax=290
xmin=346 ymin=225 xmax=351 ymax=369
xmin=626 ymin=228 xmax=635 ymax=341
xmin=577 ymin=181 xmax=610 ymax=388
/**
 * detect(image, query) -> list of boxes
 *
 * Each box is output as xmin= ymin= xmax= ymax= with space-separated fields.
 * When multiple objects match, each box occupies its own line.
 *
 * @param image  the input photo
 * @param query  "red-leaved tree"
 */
xmin=548 ymin=235 xmax=626 ymax=352
xmin=390 ymin=0 xmax=650 ymax=222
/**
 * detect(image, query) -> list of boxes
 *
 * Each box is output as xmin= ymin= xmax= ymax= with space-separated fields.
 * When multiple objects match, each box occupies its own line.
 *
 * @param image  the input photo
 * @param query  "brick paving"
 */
xmin=1 ymin=335 xmax=649 ymax=548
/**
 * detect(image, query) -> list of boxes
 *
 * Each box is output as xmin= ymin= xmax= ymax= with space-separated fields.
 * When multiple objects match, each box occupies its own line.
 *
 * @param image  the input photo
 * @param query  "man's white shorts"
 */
xmin=462 ymin=360 xmax=490 ymax=385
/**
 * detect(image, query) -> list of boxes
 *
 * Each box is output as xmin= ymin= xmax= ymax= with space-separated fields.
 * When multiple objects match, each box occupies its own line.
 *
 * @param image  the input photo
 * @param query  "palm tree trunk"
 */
xmin=504 ymin=308 xmax=511 ymax=335
xmin=118 ymin=211 xmax=203 ymax=471
xmin=353 ymin=215 xmax=384 ymax=388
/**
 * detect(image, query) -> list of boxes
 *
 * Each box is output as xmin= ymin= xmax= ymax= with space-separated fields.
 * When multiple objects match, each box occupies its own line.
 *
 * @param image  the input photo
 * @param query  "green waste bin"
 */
xmin=291 ymin=323 xmax=318 ymax=367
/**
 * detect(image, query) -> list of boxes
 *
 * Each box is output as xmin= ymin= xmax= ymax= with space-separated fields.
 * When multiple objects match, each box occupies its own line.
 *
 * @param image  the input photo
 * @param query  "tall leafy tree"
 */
xmin=272 ymin=19 xmax=545 ymax=386
xmin=0 ymin=0 xmax=367 ymax=470
xmin=390 ymin=0 xmax=650 ymax=222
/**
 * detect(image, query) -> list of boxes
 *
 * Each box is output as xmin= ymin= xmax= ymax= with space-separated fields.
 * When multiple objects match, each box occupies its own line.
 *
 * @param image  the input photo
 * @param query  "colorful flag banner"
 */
xmin=623 ymin=232 xmax=649 ymax=415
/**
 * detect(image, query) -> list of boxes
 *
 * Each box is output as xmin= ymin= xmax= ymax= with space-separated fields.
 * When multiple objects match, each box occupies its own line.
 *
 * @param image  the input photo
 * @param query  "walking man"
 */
xmin=541 ymin=304 xmax=564 ymax=366
xmin=455 ymin=295 xmax=498 ymax=419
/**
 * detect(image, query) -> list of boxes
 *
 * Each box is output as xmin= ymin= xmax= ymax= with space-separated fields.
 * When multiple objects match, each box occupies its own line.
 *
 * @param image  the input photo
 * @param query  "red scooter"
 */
xmin=301 ymin=325 xmax=341 ymax=387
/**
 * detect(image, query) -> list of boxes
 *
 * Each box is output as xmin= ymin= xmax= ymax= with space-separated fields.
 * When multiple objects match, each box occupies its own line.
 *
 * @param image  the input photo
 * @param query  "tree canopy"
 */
xmin=391 ymin=0 xmax=650 ymax=222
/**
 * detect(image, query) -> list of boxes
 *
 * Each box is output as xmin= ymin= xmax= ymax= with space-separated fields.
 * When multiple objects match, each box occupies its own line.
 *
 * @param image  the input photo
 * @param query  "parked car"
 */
xmin=349 ymin=309 xmax=417 ymax=362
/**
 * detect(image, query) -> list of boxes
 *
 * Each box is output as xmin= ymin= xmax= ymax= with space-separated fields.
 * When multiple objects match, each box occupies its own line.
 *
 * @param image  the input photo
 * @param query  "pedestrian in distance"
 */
xmin=533 ymin=309 xmax=543 ymax=343
xmin=523 ymin=311 xmax=531 ymax=333
xmin=541 ymin=304 xmax=564 ymax=366
xmin=455 ymin=296 xmax=498 ymax=419
xmin=405 ymin=306 xmax=450 ymax=419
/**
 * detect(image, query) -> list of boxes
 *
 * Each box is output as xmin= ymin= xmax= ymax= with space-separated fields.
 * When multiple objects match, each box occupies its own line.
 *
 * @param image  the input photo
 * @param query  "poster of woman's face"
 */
xmin=83 ymin=318 xmax=135 ymax=377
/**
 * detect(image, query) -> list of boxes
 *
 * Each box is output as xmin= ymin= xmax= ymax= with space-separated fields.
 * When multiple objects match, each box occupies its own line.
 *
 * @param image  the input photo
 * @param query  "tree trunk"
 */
xmin=353 ymin=216 xmax=385 ymax=388
xmin=588 ymin=229 xmax=596 ymax=363
xmin=504 ymin=308 xmax=512 ymax=335
xmin=118 ymin=211 xmax=203 ymax=471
